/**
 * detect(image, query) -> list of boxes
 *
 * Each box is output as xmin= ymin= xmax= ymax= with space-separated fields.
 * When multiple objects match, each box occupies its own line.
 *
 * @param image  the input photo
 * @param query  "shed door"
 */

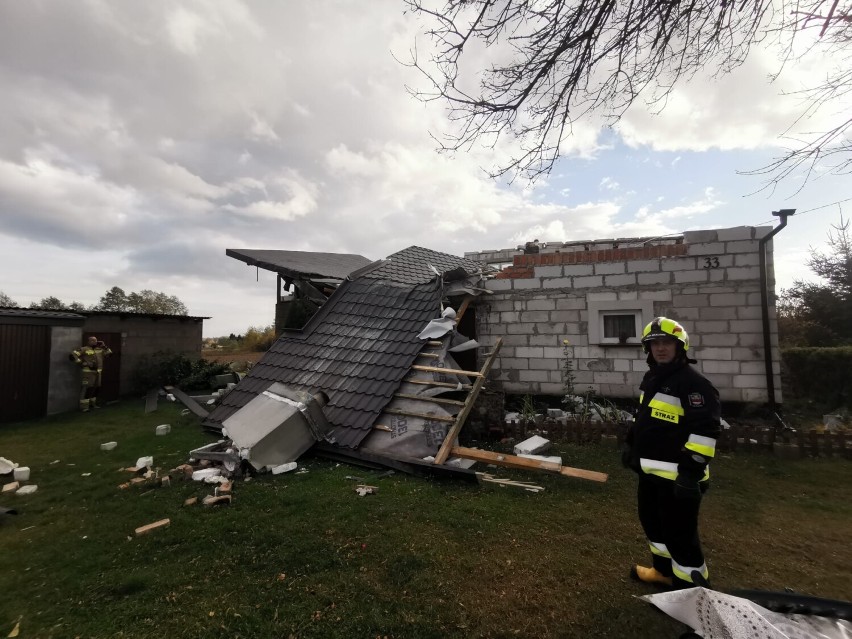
xmin=84 ymin=332 xmax=121 ymax=402
xmin=0 ymin=324 xmax=50 ymax=423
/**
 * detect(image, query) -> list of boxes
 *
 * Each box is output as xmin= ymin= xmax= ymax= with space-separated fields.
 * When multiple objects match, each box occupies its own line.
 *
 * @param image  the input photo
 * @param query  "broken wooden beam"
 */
xmin=403 ymin=378 xmax=472 ymax=390
xmin=382 ymin=408 xmax=455 ymax=423
xmin=411 ymin=364 xmax=482 ymax=378
xmin=393 ymin=393 xmax=466 ymax=407
xmin=450 ymin=446 xmax=608 ymax=483
xmin=433 ymin=337 xmax=503 ymax=465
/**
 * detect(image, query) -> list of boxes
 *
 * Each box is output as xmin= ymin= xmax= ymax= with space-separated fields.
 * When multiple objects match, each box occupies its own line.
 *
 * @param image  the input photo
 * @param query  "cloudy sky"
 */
xmin=1 ymin=1 xmax=849 ymax=337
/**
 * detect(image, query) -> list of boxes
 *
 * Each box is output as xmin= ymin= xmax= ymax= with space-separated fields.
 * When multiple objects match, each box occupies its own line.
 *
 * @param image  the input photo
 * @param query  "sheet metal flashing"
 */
xmin=0 ymin=307 xmax=85 ymax=326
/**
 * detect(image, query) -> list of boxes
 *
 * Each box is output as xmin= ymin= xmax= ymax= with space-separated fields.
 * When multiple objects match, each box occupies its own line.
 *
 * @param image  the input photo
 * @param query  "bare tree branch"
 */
xmin=404 ymin=0 xmax=851 ymax=184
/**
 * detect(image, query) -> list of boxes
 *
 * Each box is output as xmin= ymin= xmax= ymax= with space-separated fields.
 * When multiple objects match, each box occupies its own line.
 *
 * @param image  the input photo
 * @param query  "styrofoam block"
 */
xmin=513 ymin=435 xmax=551 ymax=456
xmin=135 ymin=456 xmax=153 ymax=469
xmin=16 ymin=485 xmax=38 ymax=495
xmin=192 ymin=468 xmax=223 ymax=481
xmin=270 ymin=462 xmax=298 ymax=475
xmin=13 ymin=467 xmax=30 ymax=481
xmin=100 ymin=442 xmax=118 ymax=451
xmin=155 ymin=424 xmax=171 ymax=436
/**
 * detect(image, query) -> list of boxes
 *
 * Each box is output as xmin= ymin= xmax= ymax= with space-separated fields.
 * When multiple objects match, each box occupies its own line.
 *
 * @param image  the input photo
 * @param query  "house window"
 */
xmin=603 ymin=314 xmax=637 ymax=343
xmin=587 ymin=299 xmax=654 ymax=346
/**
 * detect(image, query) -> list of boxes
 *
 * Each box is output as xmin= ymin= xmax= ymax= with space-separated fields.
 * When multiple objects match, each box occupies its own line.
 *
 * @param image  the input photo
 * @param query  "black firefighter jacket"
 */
xmin=625 ymin=359 xmax=721 ymax=483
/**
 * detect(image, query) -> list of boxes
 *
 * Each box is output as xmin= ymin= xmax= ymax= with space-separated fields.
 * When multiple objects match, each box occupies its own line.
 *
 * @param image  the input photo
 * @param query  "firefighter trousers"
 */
xmin=637 ymin=474 xmax=708 ymax=588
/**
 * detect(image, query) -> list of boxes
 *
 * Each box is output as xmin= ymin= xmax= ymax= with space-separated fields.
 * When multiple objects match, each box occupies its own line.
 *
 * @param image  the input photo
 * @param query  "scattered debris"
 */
xmin=155 ymin=424 xmax=171 ymax=436
xmin=192 ymin=468 xmax=222 ymax=482
xmin=183 ymin=497 xmax=198 ymax=506
xmin=135 ymin=518 xmax=170 ymax=536
xmin=221 ymin=384 xmax=333 ymax=471
xmin=202 ymin=494 xmax=232 ymax=506
xmin=513 ymin=435 xmax=551 ymax=456
xmin=355 ymin=485 xmax=378 ymax=496
xmin=145 ymin=388 xmax=159 ymax=413
xmin=0 ymin=457 xmax=18 ymax=474
xmin=100 ymin=442 xmax=118 ymax=451
xmin=135 ymin=456 xmax=153 ymax=469
xmin=81 ymin=473 xmax=91 ymax=477
xmin=2 ymin=482 xmax=19 ymax=494
xmin=518 ymin=454 xmax=563 ymax=465
xmin=477 ymin=472 xmax=544 ymax=493
xmin=12 ymin=467 xmax=30 ymax=482
xmin=163 ymin=385 xmax=209 ymax=418
xmin=270 ymin=462 xmax=297 ymax=475
xmin=16 ymin=485 xmax=38 ymax=496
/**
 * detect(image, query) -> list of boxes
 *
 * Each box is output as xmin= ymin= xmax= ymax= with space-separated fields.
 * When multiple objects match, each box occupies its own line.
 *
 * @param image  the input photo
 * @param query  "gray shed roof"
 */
xmin=225 ymin=249 xmax=373 ymax=280
xmin=0 ymin=308 xmax=86 ymax=326
xmin=204 ymin=245 xmax=483 ymax=449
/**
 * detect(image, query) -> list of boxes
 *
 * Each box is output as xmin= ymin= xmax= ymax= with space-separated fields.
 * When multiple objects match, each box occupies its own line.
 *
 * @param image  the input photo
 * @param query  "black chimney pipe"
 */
xmin=758 ymin=209 xmax=795 ymax=412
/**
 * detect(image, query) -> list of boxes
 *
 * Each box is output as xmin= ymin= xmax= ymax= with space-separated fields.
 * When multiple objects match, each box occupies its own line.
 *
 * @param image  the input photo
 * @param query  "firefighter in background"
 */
xmin=69 ymin=336 xmax=112 ymax=411
xmin=622 ymin=317 xmax=721 ymax=589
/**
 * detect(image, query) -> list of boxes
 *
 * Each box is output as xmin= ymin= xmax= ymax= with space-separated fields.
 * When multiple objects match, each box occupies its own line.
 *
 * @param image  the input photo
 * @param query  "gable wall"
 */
xmin=469 ymin=226 xmax=781 ymax=404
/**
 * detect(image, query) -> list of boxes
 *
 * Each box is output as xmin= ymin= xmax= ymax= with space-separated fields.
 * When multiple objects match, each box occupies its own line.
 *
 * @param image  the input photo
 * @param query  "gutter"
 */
xmin=759 ymin=209 xmax=795 ymax=413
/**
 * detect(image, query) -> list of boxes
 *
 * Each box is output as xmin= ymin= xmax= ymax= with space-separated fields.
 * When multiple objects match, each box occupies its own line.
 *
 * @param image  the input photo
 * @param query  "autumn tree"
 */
xmin=778 ymin=216 xmax=852 ymax=346
xmin=405 ymin=0 xmax=852 ymax=183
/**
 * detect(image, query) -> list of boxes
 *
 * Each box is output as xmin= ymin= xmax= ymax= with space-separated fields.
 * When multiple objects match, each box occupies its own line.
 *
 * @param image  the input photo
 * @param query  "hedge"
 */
xmin=781 ymin=347 xmax=852 ymax=408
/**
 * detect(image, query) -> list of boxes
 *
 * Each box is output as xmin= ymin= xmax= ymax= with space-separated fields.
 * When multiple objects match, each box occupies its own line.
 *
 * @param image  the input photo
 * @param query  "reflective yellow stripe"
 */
xmin=672 ymin=560 xmax=709 ymax=583
xmin=686 ymin=434 xmax=717 ymax=458
xmin=640 ymin=459 xmax=678 ymax=480
xmin=648 ymin=392 xmax=684 ymax=424
xmin=649 ymin=541 xmax=670 ymax=558
xmin=640 ymin=459 xmax=711 ymax=481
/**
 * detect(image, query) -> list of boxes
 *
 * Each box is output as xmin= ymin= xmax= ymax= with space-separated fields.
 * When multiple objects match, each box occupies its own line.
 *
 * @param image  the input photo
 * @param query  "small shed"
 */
xmin=0 ymin=308 xmax=85 ymax=423
xmin=0 ymin=308 xmax=207 ymax=423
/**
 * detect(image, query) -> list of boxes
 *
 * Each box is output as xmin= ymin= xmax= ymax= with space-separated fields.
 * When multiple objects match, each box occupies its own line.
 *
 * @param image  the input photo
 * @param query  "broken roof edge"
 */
xmin=225 ymin=248 xmax=373 ymax=280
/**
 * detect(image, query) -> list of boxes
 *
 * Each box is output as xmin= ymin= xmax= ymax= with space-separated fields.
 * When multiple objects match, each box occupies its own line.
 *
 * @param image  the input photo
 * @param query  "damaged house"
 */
xmin=465 ymin=224 xmax=784 ymax=407
xmin=205 ymin=247 xmax=510 ymax=479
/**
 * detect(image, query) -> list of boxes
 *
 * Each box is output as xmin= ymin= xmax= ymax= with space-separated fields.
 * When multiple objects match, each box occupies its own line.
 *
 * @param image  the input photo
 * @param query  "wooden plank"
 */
xmin=451 ymin=446 xmax=608 ymax=483
xmin=416 ymin=352 xmax=441 ymax=359
xmin=455 ymin=297 xmax=472 ymax=323
xmin=382 ymin=408 xmax=455 ymax=423
xmin=426 ymin=340 xmax=443 ymax=348
xmin=451 ymin=446 xmax=561 ymax=471
xmin=434 ymin=337 xmax=503 ymax=464
xmin=135 ymin=518 xmax=170 ymax=536
xmin=163 ymin=385 xmax=209 ymax=418
xmin=411 ymin=364 xmax=482 ymax=378
xmin=403 ymin=378 xmax=472 ymax=390
xmin=393 ymin=393 xmax=466 ymax=407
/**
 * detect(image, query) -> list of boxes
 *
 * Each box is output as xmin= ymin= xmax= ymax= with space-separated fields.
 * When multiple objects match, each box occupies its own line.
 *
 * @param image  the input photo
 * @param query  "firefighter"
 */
xmin=69 ymin=336 xmax=112 ymax=411
xmin=622 ymin=317 xmax=721 ymax=589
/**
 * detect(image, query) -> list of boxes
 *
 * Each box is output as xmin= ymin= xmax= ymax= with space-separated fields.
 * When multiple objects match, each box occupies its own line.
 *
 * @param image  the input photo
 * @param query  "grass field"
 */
xmin=1 ymin=401 xmax=850 ymax=638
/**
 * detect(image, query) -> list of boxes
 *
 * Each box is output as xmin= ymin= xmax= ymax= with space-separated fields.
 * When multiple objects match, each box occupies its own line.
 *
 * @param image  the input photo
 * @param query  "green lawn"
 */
xmin=1 ymin=402 xmax=850 ymax=638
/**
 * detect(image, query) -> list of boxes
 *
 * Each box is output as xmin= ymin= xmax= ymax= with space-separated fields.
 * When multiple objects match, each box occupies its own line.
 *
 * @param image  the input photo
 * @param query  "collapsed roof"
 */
xmin=204 ymin=246 xmax=492 ymax=456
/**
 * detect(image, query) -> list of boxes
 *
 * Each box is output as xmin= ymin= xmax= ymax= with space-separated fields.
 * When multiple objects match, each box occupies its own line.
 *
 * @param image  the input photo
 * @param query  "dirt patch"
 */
xmin=201 ymin=349 xmax=264 ymax=367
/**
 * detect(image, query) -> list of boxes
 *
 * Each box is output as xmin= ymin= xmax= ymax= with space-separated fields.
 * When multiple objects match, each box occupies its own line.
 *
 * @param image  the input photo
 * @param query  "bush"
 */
xmin=132 ymin=352 xmax=232 ymax=392
xmin=242 ymin=325 xmax=276 ymax=352
xmin=781 ymin=347 xmax=852 ymax=410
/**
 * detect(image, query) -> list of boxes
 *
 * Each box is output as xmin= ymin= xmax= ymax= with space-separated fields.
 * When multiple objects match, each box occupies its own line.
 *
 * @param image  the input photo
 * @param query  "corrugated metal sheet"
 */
xmin=0 ymin=324 xmax=50 ymax=423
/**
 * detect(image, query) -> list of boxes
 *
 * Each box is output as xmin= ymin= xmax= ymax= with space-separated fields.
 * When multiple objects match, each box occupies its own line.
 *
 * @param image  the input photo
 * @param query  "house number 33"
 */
xmin=703 ymin=256 xmax=720 ymax=268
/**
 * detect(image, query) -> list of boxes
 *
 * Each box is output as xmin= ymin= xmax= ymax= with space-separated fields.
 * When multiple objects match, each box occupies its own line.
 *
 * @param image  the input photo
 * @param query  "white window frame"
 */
xmin=587 ymin=299 xmax=654 ymax=346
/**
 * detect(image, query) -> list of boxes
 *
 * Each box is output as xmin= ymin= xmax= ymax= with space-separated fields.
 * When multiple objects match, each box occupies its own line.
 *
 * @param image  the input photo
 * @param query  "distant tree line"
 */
xmin=778 ymin=216 xmax=851 ymax=347
xmin=0 ymin=286 xmax=188 ymax=316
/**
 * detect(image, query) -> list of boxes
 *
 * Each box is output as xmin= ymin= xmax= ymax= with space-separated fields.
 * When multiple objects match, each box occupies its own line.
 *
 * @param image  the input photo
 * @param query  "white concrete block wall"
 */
xmin=473 ymin=225 xmax=782 ymax=405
